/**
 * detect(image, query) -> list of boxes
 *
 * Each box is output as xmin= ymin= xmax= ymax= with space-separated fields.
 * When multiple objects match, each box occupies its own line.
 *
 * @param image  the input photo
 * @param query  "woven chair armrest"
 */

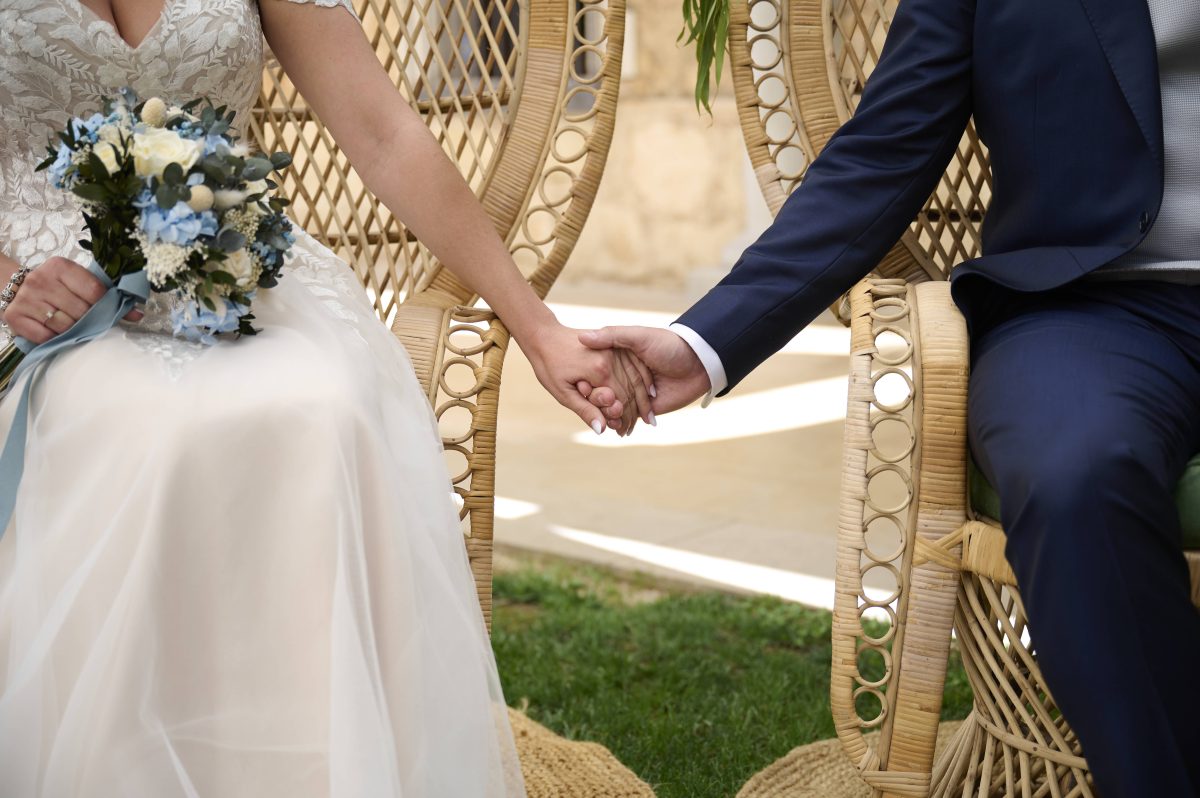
xmin=831 ymin=278 xmax=904 ymax=782
xmin=832 ymin=279 xmax=971 ymax=797
xmin=391 ymin=291 xmax=510 ymax=629
xmin=881 ymin=280 xmax=970 ymax=778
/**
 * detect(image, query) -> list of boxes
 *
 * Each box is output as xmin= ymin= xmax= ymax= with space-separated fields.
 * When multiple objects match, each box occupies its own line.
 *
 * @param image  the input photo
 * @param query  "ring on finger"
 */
xmin=43 ymin=308 xmax=57 ymax=323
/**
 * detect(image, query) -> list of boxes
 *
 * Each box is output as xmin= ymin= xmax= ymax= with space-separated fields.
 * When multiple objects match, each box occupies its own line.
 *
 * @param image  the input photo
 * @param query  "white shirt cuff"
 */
xmin=668 ymin=323 xmax=728 ymax=408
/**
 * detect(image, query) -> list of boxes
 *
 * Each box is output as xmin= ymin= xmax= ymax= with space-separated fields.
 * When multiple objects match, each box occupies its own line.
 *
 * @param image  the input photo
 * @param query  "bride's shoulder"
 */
xmin=259 ymin=0 xmax=359 ymax=21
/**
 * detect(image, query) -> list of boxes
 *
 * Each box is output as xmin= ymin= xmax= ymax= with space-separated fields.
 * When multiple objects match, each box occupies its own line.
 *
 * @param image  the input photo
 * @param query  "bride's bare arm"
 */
xmin=258 ymin=2 xmax=648 ymax=434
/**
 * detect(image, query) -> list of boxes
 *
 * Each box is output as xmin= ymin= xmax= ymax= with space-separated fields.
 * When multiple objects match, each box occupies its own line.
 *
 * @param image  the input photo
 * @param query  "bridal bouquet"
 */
xmin=0 ymin=88 xmax=295 ymax=392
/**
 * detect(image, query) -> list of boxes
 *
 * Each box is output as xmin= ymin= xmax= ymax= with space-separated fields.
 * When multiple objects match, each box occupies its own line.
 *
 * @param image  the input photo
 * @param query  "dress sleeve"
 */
xmin=278 ymin=0 xmax=360 ymax=22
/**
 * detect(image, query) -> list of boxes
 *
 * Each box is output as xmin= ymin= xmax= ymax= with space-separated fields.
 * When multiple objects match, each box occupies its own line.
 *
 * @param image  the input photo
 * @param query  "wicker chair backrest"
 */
xmin=250 ymin=0 xmax=625 ymax=322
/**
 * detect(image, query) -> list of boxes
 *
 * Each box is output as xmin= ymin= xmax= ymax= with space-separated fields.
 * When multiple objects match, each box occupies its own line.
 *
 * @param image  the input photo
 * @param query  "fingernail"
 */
xmin=649 ymin=384 xmax=657 ymax=398
xmin=648 ymin=412 xmax=657 ymax=427
xmin=591 ymin=419 xmax=604 ymax=435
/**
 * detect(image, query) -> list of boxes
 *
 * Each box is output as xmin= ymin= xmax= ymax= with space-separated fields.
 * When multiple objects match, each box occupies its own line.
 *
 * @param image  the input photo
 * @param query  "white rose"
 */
xmin=131 ymin=127 xmax=203 ymax=179
xmin=97 ymin=121 xmax=127 ymax=146
xmin=93 ymin=141 xmax=121 ymax=175
xmin=221 ymin=248 xmax=260 ymax=290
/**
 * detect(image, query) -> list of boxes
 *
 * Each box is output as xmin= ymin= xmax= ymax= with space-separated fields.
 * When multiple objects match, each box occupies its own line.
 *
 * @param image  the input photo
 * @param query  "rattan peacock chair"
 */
xmin=726 ymin=0 xmax=1200 ymax=796
xmin=249 ymin=0 xmax=624 ymax=630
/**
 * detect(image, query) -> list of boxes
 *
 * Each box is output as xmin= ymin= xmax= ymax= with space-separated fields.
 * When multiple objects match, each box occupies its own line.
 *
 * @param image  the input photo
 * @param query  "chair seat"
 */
xmin=969 ymin=456 xmax=1200 ymax=550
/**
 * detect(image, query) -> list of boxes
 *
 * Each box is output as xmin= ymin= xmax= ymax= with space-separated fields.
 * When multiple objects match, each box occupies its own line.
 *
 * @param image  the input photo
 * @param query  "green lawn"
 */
xmin=492 ymin=553 xmax=973 ymax=798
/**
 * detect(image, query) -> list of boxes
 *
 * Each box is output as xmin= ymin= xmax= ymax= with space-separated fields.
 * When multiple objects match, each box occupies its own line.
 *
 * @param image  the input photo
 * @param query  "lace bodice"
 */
xmin=0 ymin=0 xmax=359 ymax=351
xmin=0 ymin=0 xmax=356 ymax=266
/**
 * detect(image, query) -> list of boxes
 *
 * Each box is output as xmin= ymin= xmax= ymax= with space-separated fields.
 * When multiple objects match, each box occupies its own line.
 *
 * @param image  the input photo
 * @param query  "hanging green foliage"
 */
xmin=679 ymin=0 xmax=730 ymax=113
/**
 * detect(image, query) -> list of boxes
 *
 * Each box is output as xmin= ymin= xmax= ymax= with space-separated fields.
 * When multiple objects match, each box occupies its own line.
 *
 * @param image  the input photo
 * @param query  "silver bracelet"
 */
xmin=0 ymin=264 xmax=33 ymax=314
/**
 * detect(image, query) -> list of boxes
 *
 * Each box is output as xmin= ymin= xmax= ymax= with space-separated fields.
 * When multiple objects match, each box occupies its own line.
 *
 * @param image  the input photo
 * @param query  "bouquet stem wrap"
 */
xmin=0 ymin=262 xmax=150 ymax=532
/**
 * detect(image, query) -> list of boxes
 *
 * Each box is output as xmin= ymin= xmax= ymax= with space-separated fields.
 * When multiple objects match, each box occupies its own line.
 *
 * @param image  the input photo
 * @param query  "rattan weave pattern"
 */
xmin=249 ymin=0 xmax=624 ymax=627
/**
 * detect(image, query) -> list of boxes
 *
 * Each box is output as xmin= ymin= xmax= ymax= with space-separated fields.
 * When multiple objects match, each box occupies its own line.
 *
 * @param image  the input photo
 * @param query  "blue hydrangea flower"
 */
xmin=170 ymin=296 xmax=248 ymax=345
xmin=47 ymin=142 xmax=75 ymax=188
xmin=250 ymin=212 xmax=295 ymax=273
xmin=172 ymin=120 xmax=206 ymax=141
xmin=201 ymin=133 xmax=229 ymax=156
xmin=70 ymin=112 xmax=105 ymax=144
xmin=140 ymin=201 xmax=218 ymax=246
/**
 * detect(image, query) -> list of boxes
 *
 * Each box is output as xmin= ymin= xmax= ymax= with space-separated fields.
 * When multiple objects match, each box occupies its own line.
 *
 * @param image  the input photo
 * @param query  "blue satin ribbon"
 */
xmin=0 ymin=262 xmax=150 ymax=532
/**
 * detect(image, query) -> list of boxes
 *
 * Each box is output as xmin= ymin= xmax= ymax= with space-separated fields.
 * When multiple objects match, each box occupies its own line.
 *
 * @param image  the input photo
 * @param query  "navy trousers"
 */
xmin=968 ymin=280 xmax=1200 ymax=797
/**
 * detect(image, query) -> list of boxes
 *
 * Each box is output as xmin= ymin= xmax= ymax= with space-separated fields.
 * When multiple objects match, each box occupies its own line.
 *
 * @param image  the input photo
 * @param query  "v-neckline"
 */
xmin=76 ymin=0 xmax=172 ymax=52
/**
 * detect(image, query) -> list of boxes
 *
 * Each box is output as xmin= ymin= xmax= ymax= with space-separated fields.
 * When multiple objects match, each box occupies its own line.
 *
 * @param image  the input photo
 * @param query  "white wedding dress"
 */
xmin=0 ymin=2 xmax=526 ymax=796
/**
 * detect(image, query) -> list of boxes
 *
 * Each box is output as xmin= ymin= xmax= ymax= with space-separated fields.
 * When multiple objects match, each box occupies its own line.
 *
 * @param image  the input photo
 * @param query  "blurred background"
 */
xmin=491 ymin=0 xmax=858 ymax=614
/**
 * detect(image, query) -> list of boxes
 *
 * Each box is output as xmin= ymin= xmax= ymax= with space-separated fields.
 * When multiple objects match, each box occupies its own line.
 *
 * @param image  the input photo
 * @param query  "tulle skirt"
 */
xmin=0 ymin=233 xmax=525 ymax=797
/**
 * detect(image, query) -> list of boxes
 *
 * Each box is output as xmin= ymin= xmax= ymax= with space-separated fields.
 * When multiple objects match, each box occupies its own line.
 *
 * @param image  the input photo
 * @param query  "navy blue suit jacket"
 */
xmin=676 ymin=0 xmax=1165 ymax=395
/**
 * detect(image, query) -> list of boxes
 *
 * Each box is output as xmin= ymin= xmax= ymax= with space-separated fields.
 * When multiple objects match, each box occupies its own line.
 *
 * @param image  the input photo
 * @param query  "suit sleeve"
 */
xmin=676 ymin=0 xmax=975 ymax=395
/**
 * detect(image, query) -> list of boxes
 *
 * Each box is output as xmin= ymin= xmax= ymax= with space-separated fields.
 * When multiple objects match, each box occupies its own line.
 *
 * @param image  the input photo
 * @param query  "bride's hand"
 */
xmin=522 ymin=321 xmax=653 ymax=436
xmin=2 ymin=257 xmax=143 ymax=344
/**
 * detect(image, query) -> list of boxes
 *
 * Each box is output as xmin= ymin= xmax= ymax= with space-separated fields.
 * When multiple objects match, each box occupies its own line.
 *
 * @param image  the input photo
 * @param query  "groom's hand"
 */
xmin=522 ymin=322 xmax=652 ymax=435
xmin=579 ymin=327 xmax=711 ymax=415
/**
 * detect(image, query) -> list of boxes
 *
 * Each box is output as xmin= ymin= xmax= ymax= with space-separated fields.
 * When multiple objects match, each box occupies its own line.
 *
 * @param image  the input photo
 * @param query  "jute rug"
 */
xmin=508 ymin=709 xmax=656 ymax=798
xmin=736 ymin=721 xmax=964 ymax=798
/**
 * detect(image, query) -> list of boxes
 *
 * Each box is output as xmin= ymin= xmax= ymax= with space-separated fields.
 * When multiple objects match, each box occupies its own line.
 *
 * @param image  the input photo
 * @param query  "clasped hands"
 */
xmin=522 ymin=322 xmax=712 ymax=436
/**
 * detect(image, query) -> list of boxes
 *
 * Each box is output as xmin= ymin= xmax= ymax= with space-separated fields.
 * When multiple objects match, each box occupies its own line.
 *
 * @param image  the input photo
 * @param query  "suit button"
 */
xmin=1139 ymin=212 xmax=1151 ymax=234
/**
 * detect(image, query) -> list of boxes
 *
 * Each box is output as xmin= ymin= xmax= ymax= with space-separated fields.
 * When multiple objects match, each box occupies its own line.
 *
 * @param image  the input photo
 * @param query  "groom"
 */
xmin=581 ymin=0 xmax=1200 ymax=795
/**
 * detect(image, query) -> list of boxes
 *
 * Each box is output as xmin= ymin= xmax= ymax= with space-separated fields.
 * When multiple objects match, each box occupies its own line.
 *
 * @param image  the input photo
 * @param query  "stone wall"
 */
xmin=564 ymin=0 xmax=771 ymax=288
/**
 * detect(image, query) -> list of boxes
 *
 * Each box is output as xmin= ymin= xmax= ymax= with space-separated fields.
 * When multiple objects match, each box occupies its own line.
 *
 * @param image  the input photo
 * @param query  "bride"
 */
xmin=0 ymin=1 xmax=649 ymax=795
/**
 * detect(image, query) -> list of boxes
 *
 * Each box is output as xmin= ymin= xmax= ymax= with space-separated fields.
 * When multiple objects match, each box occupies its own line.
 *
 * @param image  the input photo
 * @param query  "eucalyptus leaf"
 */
xmin=269 ymin=152 xmax=293 ymax=170
xmin=72 ymin=183 xmax=108 ymax=202
xmin=216 ymin=228 xmax=246 ymax=252
xmin=242 ymin=158 xmax=272 ymax=181
xmin=156 ymin=183 xmax=176 ymax=209
xmin=209 ymin=270 xmax=237 ymax=286
xmin=163 ymin=161 xmax=185 ymax=185
xmin=202 ymin=159 xmax=229 ymax=183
